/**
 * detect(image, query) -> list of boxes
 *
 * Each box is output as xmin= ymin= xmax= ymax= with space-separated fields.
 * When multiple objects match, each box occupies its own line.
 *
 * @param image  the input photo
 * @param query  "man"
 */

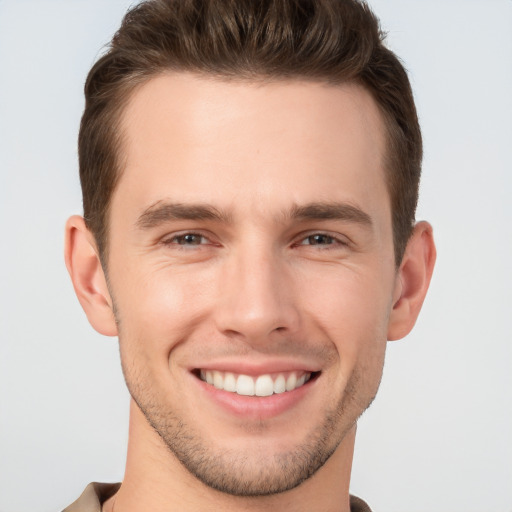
xmin=63 ymin=0 xmax=436 ymax=510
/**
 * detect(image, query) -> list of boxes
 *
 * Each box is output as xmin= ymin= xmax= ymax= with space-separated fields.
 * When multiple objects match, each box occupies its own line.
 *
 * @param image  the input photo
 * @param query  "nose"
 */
xmin=213 ymin=245 xmax=301 ymax=345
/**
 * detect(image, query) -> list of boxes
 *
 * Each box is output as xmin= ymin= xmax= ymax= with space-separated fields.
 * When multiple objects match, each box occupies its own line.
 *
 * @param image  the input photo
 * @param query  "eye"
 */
xmin=294 ymin=232 xmax=350 ymax=252
xmin=301 ymin=234 xmax=337 ymax=246
xmin=163 ymin=232 xmax=209 ymax=247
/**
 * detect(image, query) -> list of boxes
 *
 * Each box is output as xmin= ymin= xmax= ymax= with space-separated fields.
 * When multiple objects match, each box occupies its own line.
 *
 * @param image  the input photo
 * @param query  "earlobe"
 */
xmin=64 ymin=215 xmax=118 ymax=337
xmin=387 ymin=221 xmax=436 ymax=341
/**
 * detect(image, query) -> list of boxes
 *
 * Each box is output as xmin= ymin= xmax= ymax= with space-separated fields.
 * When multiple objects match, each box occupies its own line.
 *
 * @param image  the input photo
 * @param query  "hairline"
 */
xmin=93 ymin=70 xmax=405 ymax=271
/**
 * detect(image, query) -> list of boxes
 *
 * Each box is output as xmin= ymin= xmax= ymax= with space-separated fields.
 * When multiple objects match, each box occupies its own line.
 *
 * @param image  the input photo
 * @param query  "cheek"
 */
xmin=112 ymin=263 xmax=216 ymax=365
xmin=300 ymin=265 xmax=393 ymax=371
xmin=304 ymin=264 xmax=393 ymax=332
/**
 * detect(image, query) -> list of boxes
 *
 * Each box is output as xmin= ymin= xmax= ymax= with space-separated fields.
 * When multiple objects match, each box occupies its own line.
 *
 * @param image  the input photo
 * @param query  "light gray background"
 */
xmin=1 ymin=1 xmax=511 ymax=511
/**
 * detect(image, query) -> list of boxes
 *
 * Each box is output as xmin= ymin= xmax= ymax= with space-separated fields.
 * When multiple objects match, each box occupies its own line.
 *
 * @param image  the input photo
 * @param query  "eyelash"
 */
xmin=161 ymin=232 xmax=210 ymax=248
xmin=294 ymin=233 xmax=347 ymax=248
xmin=161 ymin=231 xmax=348 ymax=250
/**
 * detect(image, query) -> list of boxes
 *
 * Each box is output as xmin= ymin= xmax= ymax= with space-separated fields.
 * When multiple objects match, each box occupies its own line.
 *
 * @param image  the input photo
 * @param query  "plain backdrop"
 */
xmin=0 ymin=1 xmax=511 ymax=511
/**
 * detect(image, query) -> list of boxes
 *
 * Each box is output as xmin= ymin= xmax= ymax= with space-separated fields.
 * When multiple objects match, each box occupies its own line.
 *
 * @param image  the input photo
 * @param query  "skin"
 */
xmin=65 ymin=74 xmax=436 ymax=512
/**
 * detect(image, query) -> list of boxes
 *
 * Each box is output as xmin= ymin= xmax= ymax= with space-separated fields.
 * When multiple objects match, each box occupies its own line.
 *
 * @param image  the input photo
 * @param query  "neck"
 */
xmin=104 ymin=400 xmax=356 ymax=512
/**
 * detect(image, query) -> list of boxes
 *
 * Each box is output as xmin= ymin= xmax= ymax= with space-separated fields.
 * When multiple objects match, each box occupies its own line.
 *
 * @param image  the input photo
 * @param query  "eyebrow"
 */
xmin=136 ymin=201 xmax=232 ymax=229
xmin=136 ymin=200 xmax=372 ymax=230
xmin=288 ymin=202 xmax=373 ymax=227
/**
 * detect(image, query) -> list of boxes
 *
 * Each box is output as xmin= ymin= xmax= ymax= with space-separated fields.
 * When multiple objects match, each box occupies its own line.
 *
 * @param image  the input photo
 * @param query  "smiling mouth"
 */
xmin=194 ymin=369 xmax=320 ymax=397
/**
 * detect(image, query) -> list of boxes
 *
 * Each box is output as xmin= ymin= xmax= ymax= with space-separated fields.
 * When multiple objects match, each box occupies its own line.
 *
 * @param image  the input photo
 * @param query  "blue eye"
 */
xmin=302 ymin=234 xmax=336 ymax=245
xmin=166 ymin=233 xmax=207 ymax=246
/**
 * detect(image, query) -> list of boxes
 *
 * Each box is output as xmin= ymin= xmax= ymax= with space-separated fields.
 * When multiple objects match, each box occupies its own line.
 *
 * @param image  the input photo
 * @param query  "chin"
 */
xmin=132 ymin=385 xmax=359 ymax=497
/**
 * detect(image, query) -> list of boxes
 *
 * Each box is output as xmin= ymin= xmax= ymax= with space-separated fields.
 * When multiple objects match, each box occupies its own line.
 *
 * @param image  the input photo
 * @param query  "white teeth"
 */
xmin=273 ymin=374 xmax=286 ymax=394
xmin=199 ymin=370 xmax=313 ymax=396
xmin=223 ymin=372 xmax=237 ymax=392
xmin=255 ymin=375 xmax=274 ymax=397
xmin=213 ymin=370 xmax=224 ymax=389
xmin=236 ymin=374 xmax=255 ymax=396
xmin=285 ymin=373 xmax=297 ymax=391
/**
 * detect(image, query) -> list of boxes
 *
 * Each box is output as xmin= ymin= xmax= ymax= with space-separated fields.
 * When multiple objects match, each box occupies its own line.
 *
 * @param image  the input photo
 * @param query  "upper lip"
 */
xmin=190 ymin=359 xmax=322 ymax=376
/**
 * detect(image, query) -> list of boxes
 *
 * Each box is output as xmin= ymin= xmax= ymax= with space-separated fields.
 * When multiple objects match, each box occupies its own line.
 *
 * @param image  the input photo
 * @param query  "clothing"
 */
xmin=62 ymin=483 xmax=120 ymax=512
xmin=63 ymin=482 xmax=373 ymax=511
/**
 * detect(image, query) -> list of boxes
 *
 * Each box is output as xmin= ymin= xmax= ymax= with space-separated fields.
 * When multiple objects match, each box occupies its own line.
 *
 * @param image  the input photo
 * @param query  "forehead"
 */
xmin=114 ymin=73 xmax=389 ymax=222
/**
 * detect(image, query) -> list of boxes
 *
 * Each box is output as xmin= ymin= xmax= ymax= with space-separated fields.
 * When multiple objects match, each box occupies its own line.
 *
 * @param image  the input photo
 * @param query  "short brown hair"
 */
xmin=79 ymin=0 xmax=422 ymax=266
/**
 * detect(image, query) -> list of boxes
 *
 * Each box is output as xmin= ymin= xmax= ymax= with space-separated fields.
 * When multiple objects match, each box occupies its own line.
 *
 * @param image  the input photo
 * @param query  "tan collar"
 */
xmin=62 ymin=482 xmax=372 ymax=512
xmin=62 ymin=482 xmax=120 ymax=512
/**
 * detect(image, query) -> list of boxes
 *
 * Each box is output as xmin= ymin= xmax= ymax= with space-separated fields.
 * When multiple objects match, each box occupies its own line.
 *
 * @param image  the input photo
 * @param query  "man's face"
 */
xmin=106 ymin=74 xmax=399 ymax=495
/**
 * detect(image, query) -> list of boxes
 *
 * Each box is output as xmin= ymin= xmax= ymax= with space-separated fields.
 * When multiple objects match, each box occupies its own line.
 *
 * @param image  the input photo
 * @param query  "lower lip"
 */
xmin=193 ymin=374 xmax=318 ymax=420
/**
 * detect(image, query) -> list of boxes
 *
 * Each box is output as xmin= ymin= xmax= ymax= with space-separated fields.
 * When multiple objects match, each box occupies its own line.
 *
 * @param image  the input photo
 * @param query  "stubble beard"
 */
xmin=123 ymin=359 xmax=376 ymax=497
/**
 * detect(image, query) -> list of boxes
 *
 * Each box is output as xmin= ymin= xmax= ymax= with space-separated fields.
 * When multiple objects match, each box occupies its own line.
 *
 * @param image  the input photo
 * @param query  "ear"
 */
xmin=64 ymin=215 xmax=118 ymax=336
xmin=387 ymin=221 xmax=436 ymax=341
